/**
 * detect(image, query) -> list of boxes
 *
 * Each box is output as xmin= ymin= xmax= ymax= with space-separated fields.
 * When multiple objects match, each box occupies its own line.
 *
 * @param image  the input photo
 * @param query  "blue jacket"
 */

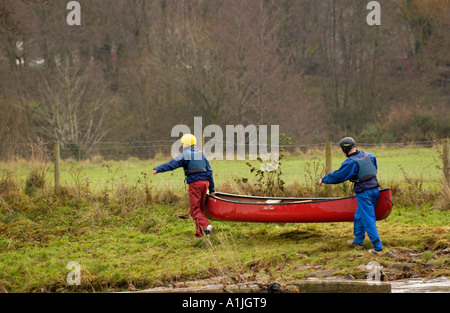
xmin=322 ymin=150 xmax=380 ymax=193
xmin=155 ymin=145 xmax=215 ymax=193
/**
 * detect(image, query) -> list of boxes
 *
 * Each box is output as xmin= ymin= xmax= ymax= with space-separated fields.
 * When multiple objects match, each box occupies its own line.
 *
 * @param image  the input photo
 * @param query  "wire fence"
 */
xmin=0 ymin=139 xmax=448 ymax=192
xmin=0 ymin=139 xmax=443 ymax=162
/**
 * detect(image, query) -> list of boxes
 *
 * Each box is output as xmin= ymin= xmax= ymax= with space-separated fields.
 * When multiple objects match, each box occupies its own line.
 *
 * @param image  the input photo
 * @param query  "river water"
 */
xmin=390 ymin=277 xmax=450 ymax=293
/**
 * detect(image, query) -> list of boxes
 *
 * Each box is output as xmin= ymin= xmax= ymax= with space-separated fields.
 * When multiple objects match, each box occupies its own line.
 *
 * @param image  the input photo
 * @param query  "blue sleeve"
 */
xmin=322 ymin=159 xmax=359 ymax=184
xmin=205 ymin=158 xmax=215 ymax=193
xmin=155 ymin=153 xmax=185 ymax=173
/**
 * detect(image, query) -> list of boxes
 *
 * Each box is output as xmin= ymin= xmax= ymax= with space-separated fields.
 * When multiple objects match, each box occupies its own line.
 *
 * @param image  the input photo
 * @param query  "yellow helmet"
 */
xmin=181 ymin=134 xmax=197 ymax=147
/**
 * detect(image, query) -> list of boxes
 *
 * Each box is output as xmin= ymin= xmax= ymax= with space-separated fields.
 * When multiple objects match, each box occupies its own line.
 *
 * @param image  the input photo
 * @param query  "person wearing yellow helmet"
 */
xmin=153 ymin=134 xmax=215 ymax=237
xmin=180 ymin=134 xmax=197 ymax=147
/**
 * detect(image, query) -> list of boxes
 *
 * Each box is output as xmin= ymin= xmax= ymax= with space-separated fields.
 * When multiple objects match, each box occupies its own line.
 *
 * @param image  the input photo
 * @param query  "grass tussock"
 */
xmin=432 ymin=183 xmax=449 ymax=211
xmin=25 ymin=165 xmax=48 ymax=196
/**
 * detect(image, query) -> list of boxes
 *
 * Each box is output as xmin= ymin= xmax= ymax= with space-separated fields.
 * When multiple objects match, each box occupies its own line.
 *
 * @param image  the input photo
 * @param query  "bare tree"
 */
xmin=178 ymin=9 xmax=229 ymax=125
xmin=30 ymin=62 xmax=111 ymax=157
xmin=216 ymin=0 xmax=290 ymax=126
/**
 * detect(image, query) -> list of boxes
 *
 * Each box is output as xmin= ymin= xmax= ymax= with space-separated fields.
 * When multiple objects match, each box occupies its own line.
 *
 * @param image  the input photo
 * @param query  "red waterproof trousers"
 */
xmin=188 ymin=180 xmax=211 ymax=237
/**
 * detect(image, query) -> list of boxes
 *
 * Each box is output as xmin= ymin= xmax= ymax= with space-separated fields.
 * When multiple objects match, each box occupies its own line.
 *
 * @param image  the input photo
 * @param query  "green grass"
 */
xmin=2 ymin=146 xmax=444 ymax=192
xmin=0 ymin=199 xmax=448 ymax=293
xmin=0 ymin=146 xmax=448 ymax=293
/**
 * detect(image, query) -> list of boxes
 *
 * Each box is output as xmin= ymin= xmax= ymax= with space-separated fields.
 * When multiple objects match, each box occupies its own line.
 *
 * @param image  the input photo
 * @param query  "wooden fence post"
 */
xmin=54 ymin=141 xmax=61 ymax=194
xmin=325 ymin=141 xmax=332 ymax=195
xmin=444 ymin=138 xmax=449 ymax=185
xmin=325 ymin=141 xmax=332 ymax=174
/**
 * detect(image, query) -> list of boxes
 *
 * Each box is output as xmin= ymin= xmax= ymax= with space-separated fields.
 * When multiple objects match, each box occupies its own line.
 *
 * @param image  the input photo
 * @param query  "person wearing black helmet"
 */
xmin=319 ymin=137 xmax=383 ymax=254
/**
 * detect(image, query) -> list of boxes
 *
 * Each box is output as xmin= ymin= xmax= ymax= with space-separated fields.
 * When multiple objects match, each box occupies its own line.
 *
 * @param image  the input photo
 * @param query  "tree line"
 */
xmin=0 ymin=0 xmax=449 ymax=157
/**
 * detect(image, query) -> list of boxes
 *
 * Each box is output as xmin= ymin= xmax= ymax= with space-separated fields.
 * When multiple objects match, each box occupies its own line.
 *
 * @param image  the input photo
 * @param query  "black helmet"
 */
xmin=339 ymin=137 xmax=356 ymax=155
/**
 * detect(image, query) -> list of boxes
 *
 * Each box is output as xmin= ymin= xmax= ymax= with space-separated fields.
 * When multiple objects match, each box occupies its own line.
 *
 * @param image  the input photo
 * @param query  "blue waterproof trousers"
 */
xmin=353 ymin=188 xmax=383 ymax=251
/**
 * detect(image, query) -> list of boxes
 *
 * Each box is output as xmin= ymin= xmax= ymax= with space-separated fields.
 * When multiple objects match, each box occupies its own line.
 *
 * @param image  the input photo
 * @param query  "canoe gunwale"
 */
xmin=208 ymin=188 xmax=392 ymax=206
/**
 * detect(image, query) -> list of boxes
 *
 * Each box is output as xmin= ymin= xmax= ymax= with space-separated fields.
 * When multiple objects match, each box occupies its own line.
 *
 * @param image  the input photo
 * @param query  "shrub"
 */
xmin=24 ymin=166 xmax=48 ymax=195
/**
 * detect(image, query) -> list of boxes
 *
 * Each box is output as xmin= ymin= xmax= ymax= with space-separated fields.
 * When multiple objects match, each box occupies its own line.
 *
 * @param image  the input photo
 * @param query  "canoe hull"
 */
xmin=205 ymin=189 xmax=393 ymax=223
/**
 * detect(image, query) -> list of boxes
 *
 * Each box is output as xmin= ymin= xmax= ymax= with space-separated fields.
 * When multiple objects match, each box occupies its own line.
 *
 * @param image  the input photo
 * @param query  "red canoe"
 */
xmin=205 ymin=188 xmax=393 ymax=223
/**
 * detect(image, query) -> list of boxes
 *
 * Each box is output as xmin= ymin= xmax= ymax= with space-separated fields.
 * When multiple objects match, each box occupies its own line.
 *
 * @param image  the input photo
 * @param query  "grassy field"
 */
xmin=0 ymin=146 xmax=448 ymax=293
xmin=4 ymin=145 xmax=444 ymax=192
